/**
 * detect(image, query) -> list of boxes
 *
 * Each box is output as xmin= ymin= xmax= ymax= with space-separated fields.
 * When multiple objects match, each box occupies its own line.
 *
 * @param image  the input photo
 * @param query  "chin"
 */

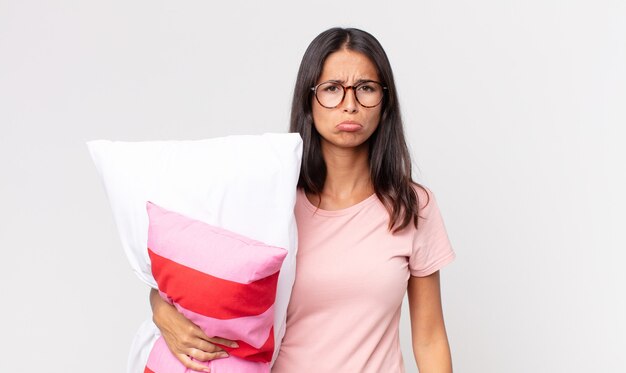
xmin=323 ymin=134 xmax=371 ymax=150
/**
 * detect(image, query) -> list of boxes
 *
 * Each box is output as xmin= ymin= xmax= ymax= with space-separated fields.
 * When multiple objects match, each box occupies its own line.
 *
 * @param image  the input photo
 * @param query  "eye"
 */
xmin=321 ymin=83 xmax=342 ymax=93
xmin=356 ymin=83 xmax=378 ymax=93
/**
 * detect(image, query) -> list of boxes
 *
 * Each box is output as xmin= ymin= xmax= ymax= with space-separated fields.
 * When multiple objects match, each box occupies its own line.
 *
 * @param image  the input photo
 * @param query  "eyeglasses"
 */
xmin=311 ymin=80 xmax=387 ymax=109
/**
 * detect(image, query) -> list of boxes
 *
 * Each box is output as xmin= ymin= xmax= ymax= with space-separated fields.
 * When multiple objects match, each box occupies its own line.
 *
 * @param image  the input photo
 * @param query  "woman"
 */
xmin=151 ymin=27 xmax=455 ymax=372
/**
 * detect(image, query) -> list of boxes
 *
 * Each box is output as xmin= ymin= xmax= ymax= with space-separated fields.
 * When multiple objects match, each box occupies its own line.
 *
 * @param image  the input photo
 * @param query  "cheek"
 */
xmin=311 ymin=103 xmax=330 ymax=130
xmin=367 ymin=109 xmax=382 ymax=129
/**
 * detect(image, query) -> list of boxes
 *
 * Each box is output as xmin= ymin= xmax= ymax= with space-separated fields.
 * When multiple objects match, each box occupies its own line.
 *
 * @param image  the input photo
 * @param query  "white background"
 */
xmin=1 ymin=1 xmax=625 ymax=372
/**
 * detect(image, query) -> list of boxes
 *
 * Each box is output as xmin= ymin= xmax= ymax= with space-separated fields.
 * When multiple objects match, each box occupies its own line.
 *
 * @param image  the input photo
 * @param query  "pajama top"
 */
xmin=271 ymin=186 xmax=456 ymax=372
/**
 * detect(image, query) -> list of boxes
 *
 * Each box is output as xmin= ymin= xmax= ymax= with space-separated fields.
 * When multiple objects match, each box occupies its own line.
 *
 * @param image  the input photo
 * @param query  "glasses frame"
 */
xmin=311 ymin=80 xmax=388 ymax=109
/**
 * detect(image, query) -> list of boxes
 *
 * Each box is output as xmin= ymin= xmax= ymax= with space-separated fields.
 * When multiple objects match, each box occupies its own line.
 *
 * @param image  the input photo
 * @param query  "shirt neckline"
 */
xmin=298 ymin=188 xmax=380 ymax=217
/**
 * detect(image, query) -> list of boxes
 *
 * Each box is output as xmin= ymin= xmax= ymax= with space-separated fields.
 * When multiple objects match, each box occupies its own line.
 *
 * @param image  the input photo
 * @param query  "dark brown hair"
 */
xmin=289 ymin=27 xmax=428 ymax=233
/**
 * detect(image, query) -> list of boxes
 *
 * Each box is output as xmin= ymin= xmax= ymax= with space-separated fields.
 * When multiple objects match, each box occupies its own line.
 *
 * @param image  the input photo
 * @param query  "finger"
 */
xmin=193 ymin=338 xmax=224 ymax=354
xmin=189 ymin=347 xmax=230 ymax=361
xmin=162 ymin=335 xmax=190 ymax=356
xmin=178 ymin=333 xmax=209 ymax=351
xmin=189 ymin=324 xmax=211 ymax=340
xmin=191 ymin=327 xmax=238 ymax=349
xmin=187 ymin=323 xmax=210 ymax=340
xmin=207 ymin=336 xmax=239 ymax=348
xmin=176 ymin=353 xmax=211 ymax=372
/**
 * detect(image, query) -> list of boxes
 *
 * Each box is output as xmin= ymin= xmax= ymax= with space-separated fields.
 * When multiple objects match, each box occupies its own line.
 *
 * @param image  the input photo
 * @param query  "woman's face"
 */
xmin=312 ymin=49 xmax=382 ymax=152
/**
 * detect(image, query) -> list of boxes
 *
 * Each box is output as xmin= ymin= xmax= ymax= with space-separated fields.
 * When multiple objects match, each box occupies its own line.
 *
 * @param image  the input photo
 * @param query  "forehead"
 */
xmin=318 ymin=49 xmax=379 ymax=83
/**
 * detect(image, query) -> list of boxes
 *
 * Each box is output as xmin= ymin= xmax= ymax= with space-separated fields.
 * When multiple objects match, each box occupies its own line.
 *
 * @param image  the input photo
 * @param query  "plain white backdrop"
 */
xmin=1 ymin=1 xmax=625 ymax=372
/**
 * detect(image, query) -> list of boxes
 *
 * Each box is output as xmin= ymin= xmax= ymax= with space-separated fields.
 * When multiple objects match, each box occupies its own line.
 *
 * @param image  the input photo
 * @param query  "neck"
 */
xmin=320 ymin=140 xmax=373 ymax=200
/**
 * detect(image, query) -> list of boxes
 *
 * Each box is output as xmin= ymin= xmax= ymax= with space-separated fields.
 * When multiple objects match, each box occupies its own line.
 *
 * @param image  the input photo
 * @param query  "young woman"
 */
xmin=151 ymin=27 xmax=456 ymax=372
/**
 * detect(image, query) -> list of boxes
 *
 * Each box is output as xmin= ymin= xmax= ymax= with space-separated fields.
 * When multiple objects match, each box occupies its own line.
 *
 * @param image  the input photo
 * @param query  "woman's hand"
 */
xmin=150 ymin=289 xmax=239 ymax=372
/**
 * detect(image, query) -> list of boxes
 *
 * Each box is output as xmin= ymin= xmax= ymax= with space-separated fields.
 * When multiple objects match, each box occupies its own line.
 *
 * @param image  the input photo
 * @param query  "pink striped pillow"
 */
xmin=144 ymin=202 xmax=287 ymax=373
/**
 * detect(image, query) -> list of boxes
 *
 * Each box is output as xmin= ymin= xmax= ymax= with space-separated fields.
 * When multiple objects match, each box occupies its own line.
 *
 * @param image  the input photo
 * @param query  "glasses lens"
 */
xmin=355 ymin=82 xmax=384 ymax=107
xmin=316 ymin=82 xmax=344 ymax=108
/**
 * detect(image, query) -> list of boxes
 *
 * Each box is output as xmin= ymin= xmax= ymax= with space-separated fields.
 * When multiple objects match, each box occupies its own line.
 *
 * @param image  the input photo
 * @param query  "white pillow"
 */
xmin=87 ymin=133 xmax=302 ymax=372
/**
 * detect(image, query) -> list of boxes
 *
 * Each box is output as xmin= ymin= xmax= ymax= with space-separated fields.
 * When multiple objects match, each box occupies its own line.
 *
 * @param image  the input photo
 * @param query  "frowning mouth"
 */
xmin=336 ymin=121 xmax=362 ymax=132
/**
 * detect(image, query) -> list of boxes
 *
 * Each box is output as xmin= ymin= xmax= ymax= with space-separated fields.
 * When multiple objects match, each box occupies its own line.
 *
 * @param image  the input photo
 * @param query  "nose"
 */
xmin=341 ymin=86 xmax=359 ymax=113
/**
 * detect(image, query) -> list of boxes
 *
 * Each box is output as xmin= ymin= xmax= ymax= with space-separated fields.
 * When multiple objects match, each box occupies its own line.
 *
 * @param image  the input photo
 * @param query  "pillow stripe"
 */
xmin=148 ymin=249 xmax=279 ymax=319
xmin=149 ymin=250 xmax=279 ymax=319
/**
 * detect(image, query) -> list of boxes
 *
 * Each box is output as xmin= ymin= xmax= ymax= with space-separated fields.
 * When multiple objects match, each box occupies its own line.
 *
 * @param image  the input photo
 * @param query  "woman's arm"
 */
xmin=407 ymin=271 xmax=453 ymax=373
xmin=150 ymin=288 xmax=238 ymax=372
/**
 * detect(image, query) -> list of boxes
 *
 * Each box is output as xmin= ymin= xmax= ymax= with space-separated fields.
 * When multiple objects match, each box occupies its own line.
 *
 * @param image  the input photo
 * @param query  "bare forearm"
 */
xmin=147 ymin=288 xmax=235 ymax=371
xmin=150 ymin=288 xmax=173 ymax=325
xmin=408 ymin=272 xmax=453 ymax=373
xmin=413 ymin=337 xmax=453 ymax=373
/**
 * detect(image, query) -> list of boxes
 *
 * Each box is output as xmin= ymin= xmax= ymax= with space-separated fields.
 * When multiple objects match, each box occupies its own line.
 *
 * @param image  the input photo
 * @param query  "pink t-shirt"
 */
xmin=271 ymin=186 xmax=456 ymax=372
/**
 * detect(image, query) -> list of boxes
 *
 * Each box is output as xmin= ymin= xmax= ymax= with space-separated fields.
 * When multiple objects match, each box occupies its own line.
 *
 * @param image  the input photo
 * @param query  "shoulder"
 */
xmin=408 ymin=183 xmax=455 ymax=275
xmin=411 ymin=183 xmax=434 ymax=211
xmin=410 ymin=183 xmax=450 ymax=231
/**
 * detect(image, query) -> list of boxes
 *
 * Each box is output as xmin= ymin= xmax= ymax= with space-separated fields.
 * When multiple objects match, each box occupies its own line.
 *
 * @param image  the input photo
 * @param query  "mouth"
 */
xmin=336 ymin=121 xmax=362 ymax=132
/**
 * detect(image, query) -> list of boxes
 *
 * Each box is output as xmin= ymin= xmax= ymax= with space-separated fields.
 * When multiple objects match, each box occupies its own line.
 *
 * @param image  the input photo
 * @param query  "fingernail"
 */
xmin=203 ymin=369 xmax=210 ymax=373
xmin=231 ymin=342 xmax=239 ymax=348
xmin=219 ymin=352 xmax=229 ymax=358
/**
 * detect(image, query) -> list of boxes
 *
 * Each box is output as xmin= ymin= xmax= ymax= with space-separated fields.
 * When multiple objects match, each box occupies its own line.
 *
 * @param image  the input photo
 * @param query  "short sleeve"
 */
xmin=409 ymin=186 xmax=456 ymax=277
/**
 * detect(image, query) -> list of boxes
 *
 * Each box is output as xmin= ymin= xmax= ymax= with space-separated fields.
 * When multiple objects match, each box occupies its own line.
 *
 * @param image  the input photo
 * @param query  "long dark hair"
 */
xmin=289 ymin=27 xmax=428 ymax=233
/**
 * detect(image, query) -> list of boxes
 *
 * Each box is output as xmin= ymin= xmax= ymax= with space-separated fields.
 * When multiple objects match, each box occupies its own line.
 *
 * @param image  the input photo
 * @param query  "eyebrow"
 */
xmin=326 ymin=78 xmax=377 ymax=85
